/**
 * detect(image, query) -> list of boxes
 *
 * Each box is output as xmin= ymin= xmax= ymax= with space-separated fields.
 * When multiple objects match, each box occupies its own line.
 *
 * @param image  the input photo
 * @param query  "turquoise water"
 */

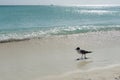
xmin=0 ymin=5 xmax=120 ymax=42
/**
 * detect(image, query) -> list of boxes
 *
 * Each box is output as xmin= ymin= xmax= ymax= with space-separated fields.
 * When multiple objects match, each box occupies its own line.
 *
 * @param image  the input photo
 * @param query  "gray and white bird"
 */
xmin=75 ymin=47 xmax=92 ymax=60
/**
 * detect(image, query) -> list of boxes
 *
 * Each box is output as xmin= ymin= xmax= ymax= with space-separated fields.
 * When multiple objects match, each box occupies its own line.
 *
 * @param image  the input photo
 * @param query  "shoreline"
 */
xmin=0 ymin=30 xmax=120 ymax=44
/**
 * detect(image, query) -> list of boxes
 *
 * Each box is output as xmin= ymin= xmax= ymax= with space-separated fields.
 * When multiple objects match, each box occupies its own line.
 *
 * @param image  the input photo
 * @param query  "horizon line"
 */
xmin=0 ymin=4 xmax=120 ymax=6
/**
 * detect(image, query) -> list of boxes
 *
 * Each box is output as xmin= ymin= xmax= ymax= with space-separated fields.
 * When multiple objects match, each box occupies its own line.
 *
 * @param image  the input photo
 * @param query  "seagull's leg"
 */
xmin=84 ymin=54 xmax=87 ymax=59
xmin=81 ymin=54 xmax=83 ymax=59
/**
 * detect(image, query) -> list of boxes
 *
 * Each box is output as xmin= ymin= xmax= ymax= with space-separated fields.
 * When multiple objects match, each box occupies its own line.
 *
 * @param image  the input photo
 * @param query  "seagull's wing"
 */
xmin=81 ymin=50 xmax=92 ymax=53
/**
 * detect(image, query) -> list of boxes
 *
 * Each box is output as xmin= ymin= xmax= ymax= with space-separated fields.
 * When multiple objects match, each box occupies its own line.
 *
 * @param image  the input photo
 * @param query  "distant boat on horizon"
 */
xmin=50 ymin=4 xmax=54 ymax=6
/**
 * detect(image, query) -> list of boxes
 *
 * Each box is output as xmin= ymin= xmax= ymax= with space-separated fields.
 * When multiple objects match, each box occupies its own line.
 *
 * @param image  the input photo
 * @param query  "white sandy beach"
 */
xmin=0 ymin=30 xmax=120 ymax=80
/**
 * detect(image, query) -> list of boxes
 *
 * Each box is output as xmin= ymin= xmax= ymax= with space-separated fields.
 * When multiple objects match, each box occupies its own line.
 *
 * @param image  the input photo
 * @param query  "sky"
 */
xmin=0 ymin=0 xmax=120 ymax=5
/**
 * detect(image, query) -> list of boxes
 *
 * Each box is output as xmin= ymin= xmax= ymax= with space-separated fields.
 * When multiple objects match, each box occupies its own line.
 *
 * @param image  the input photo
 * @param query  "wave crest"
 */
xmin=74 ymin=9 xmax=119 ymax=15
xmin=0 ymin=25 xmax=120 ymax=43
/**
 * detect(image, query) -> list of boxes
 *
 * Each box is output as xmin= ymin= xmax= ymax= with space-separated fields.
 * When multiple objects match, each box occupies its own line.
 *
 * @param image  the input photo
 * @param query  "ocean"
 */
xmin=0 ymin=5 xmax=120 ymax=42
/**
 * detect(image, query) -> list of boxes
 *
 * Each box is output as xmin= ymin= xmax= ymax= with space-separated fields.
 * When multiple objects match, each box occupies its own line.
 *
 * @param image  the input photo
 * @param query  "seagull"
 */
xmin=75 ymin=47 xmax=92 ymax=60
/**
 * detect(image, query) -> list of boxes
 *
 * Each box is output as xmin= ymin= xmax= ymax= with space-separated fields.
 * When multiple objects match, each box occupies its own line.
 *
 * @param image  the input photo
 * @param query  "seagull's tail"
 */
xmin=87 ymin=51 xmax=92 ymax=53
